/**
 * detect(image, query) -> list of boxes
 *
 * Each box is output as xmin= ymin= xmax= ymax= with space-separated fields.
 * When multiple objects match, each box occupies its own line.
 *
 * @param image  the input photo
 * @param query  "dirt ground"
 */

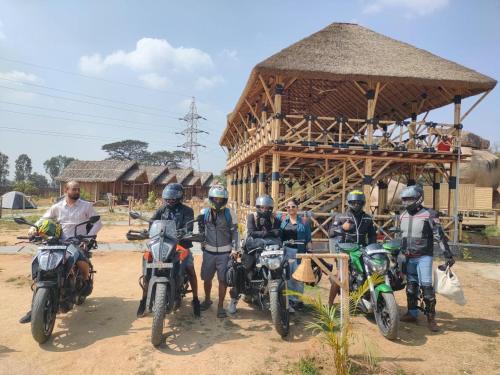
xmin=0 ymin=250 xmax=499 ymax=375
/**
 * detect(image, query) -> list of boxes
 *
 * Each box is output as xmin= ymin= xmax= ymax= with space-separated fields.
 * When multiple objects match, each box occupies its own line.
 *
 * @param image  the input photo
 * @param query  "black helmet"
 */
xmin=400 ymin=185 xmax=424 ymax=213
xmin=255 ymin=195 xmax=274 ymax=218
xmin=162 ymin=183 xmax=184 ymax=207
xmin=347 ymin=190 xmax=366 ymax=213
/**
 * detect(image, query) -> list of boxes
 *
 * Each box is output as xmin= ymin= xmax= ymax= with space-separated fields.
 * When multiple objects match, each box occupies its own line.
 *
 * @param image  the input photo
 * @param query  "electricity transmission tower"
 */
xmin=176 ymin=97 xmax=208 ymax=170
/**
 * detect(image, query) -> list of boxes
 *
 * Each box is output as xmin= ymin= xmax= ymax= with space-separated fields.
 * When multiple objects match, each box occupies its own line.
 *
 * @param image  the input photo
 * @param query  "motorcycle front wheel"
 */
xmin=31 ymin=287 xmax=57 ymax=344
xmin=269 ymin=280 xmax=289 ymax=338
xmin=374 ymin=292 xmax=399 ymax=340
xmin=151 ymin=283 xmax=168 ymax=347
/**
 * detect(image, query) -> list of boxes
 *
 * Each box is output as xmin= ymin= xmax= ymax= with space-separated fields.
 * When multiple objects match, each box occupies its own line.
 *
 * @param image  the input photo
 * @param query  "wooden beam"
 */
xmin=271 ymin=153 xmax=280 ymax=203
xmin=258 ymin=75 xmax=276 ymax=114
xmin=460 ymin=90 xmax=491 ymax=123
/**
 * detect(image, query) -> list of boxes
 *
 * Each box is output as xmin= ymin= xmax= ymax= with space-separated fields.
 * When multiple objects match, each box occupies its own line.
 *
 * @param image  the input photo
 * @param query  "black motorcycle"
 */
xmin=14 ymin=215 xmax=100 ymax=344
xmin=127 ymin=211 xmax=201 ymax=347
xmin=233 ymin=237 xmax=300 ymax=338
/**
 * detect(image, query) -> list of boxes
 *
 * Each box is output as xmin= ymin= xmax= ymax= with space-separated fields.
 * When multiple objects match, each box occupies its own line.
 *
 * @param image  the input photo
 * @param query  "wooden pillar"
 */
xmin=250 ymin=160 xmax=257 ymax=206
xmin=363 ymin=159 xmax=372 ymax=203
xmin=450 ymin=95 xmax=462 ymax=242
xmin=242 ymin=164 xmax=249 ymax=205
xmin=408 ymin=165 xmax=417 ymax=186
xmin=366 ymin=87 xmax=375 ymax=145
xmin=273 ymin=77 xmax=283 ymax=140
xmin=377 ymin=180 xmax=388 ymax=215
xmin=433 ymin=171 xmax=441 ymax=211
xmin=341 ymin=160 xmax=347 ymax=210
xmin=236 ymin=167 xmax=243 ymax=205
xmin=94 ymin=183 xmax=98 ymax=202
xmin=271 ymin=153 xmax=280 ymax=203
xmin=258 ymin=156 xmax=266 ymax=196
xmin=408 ymin=111 xmax=417 ymax=150
xmin=227 ymin=173 xmax=233 ymax=201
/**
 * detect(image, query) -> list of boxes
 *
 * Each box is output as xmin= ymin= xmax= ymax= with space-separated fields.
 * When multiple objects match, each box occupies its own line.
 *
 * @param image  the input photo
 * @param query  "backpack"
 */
xmin=202 ymin=207 xmax=232 ymax=226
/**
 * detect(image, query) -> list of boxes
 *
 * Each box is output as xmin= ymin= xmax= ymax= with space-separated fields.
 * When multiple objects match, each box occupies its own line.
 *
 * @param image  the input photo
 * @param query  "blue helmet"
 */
xmin=162 ymin=183 xmax=184 ymax=207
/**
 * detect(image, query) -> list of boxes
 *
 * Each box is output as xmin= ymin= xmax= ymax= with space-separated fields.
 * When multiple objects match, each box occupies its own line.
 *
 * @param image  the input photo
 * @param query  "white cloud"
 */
xmin=79 ymin=38 xmax=213 ymax=75
xmin=220 ymin=49 xmax=238 ymax=61
xmin=195 ymin=75 xmax=224 ymax=90
xmin=0 ymin=70 xmax=41 ymax=83
xmin=138 ymin=73 xmax=170 ymax=89
xmin=362 ymin=0 xmax=449 ymax=17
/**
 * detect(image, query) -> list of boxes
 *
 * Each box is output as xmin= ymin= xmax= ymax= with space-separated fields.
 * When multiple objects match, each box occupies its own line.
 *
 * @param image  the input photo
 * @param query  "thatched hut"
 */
xmin=221 ymin=22 xmax=496 ymax=240
xmin=57 ymin=161 xmax=214 ymax=202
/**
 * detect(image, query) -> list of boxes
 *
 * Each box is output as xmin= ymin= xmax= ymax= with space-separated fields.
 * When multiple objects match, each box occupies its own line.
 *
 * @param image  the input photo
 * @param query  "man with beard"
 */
xmin=19 ymin=180 xmax=102 ymax=323
xmin=328 ymin=190 xmax=376 ymax=306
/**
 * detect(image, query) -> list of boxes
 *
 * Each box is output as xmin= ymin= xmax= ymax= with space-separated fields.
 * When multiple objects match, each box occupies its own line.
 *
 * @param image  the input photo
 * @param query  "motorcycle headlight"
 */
xmin=264 ymin=256 xmax=282 ymax=270
xmin=366 ymin=255 xmax=388 ymax=275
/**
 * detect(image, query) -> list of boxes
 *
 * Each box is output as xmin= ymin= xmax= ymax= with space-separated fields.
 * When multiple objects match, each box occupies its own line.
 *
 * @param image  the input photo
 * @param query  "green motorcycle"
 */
xmin=336 ymin=241 xmax=399 ymax=340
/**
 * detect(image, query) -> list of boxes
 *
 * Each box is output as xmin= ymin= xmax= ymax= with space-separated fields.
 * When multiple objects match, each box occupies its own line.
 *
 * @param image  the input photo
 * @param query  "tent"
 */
xmin=1 ymin=191 xmax=37 ymax=209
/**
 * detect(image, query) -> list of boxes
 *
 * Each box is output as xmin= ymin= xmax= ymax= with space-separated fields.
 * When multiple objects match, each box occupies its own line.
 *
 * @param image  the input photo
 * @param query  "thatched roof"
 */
xmin=56 ymin=160 xmax=136 ymax=182
xmin=222 ymin=23 xmax=496 ymax=146
xmin=169 ymin=168 xmax=193 ymax=184
xmin=194 ymin=171 xmax=213 ymax=187
xmin=184 ymin=175 xmax=201 ymax=186
xmin=121 ymin=166 xmax=148 ymax=183
xmin=140 ymin=165 xmax=169 ymax=184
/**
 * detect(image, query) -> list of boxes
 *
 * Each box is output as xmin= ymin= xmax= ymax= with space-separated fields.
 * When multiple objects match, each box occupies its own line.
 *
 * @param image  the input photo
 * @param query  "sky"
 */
xmin=0 ymin=0 xmax=499 ymax=179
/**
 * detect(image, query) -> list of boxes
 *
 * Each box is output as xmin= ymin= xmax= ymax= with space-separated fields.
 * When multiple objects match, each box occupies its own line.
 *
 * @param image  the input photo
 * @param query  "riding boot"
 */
xmin=136 ymin=297 xmax=147 ymax=317
xmin=427 ymin=314 xmax=439 ymax=332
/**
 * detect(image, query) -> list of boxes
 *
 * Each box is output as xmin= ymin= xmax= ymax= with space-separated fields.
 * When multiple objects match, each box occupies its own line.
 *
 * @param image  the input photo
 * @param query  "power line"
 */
xmin=0 ymin=76 xmax=184 ymax=116
xmin=0 ymin=108 xmax=175 ymax=134
xmin=0 ymin=100 xmax=168 ymax=128
xmin=0 ymin=56 xmax=199 ymax=100
xmin=0 ymin=84 xmax=180 ymax=119
xmin=0 ymin=126 xmax=118 ymax=141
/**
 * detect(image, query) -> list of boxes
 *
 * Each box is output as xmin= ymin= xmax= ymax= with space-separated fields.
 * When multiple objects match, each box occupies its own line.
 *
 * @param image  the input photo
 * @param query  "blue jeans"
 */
xmin=406 ymin=255 xmax=433 ymax=316
xmin=286 ymin=247 xmax=304 ymax=303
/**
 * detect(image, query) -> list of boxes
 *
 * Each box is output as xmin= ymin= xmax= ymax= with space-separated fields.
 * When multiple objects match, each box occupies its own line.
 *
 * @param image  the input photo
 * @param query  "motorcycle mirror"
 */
xmin=129 ymin=211 xmax=141 ymax=220
xmin=14 ymin=217 xmax=29 ymax=225
xmin=89 ymin=215 xmax=100 ymax=224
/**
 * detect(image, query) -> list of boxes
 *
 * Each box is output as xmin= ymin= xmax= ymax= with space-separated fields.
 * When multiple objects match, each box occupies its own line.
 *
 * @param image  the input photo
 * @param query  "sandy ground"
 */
xmin=0 ymin=251 xmax=499 ymax=375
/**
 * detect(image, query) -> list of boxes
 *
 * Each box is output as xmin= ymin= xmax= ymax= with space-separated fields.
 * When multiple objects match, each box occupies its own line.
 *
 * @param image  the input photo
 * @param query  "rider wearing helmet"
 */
xmin=247 ymin=195 xmax=281 ymax=239
xmin=328 ymin=190 xmax=376 ymax=306
xmin=399 ymin=184 xmax=454 ymax=332
xmin=137 ymin=183 xmax=201 ymax=318
xmin=198 ymin=185 xmax=239 ymax=318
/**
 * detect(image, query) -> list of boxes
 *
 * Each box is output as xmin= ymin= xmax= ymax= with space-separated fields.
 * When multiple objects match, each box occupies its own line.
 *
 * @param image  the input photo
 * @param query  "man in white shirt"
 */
xmin=19 ymin=180 xmax=103 ymax=324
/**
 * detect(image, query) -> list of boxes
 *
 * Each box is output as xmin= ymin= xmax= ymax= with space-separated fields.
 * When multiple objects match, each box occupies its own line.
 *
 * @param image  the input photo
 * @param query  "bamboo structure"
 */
xmin=221 ymin=23 xmax=496 ymax=242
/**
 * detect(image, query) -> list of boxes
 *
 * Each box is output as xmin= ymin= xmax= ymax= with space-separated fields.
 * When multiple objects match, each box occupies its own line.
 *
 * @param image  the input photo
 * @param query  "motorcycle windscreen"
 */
xmin=38 ymin=249 xmax=65 ymax=271
xmin=149 ymin=220 xmax=177 ymax=238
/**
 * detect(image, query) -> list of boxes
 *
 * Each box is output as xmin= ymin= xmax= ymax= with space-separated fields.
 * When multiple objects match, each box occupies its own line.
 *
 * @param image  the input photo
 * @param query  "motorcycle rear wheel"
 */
xmin=374 ymin=292 xmax=399 ymax=340
xmin=31 ymin=288 xmax=57 ymax=344
xmin=151 ymin=283 xmax=168 ymax=347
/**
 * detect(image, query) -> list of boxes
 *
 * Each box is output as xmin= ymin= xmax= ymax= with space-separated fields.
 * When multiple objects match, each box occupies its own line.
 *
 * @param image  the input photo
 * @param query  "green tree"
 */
xmin=43 ymin=155 xmax=76 ymax=185
xmin=145 ymin=150 xmax=192 ymax=167
xmin=29 ymin=172 xmax=49 ymax=188
xmin=0 ymin=152 xmax=8 ymax=185
xmin=102 ymin=139 xmax=149 ymax=161
xmin=13 ymin=180 xmax=38 ymax=195
xmin=15 ymin=154 xmax=32 ymax=181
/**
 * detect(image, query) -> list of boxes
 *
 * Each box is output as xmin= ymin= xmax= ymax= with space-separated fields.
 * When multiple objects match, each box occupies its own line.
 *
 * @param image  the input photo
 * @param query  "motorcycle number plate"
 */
xmin=146 ymin=262 xmax=173 ymax=269
xmin=39 ymin=246 xmax=66 ymax=250
xmin=261 ymin=250 xmax=283 ymax=257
